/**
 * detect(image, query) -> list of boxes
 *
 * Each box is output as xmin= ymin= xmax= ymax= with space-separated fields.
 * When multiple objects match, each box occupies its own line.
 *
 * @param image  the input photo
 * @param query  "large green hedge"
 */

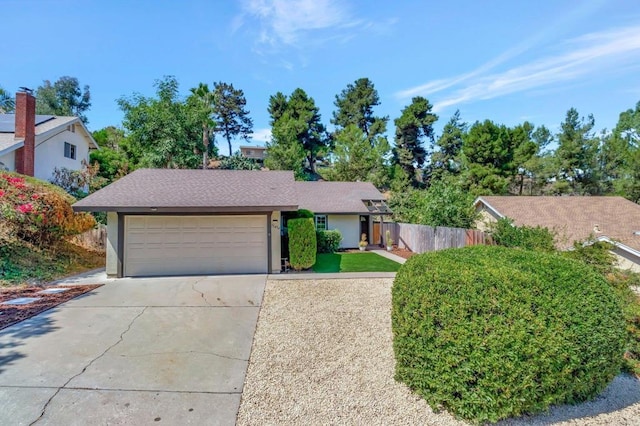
xmin=392 ymin=245 xmax=625 ymax=424
xmin=288 ymin=218 xmax=316 ymax=270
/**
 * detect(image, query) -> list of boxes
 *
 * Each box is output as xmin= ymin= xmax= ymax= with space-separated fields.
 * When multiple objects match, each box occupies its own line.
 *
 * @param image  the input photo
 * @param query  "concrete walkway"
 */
xmin=370 ymin=249 xmax=407 ymax=264
xmin=0 ymin=273 xmax=266 ymax=425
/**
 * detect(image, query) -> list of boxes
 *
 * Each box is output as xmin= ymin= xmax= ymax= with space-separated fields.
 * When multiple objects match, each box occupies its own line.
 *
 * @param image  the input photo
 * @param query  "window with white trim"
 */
xmin=64 ymin=142 xmax=77 ymax=160
xmin=314 ymin=215 xmax=327 ymax=231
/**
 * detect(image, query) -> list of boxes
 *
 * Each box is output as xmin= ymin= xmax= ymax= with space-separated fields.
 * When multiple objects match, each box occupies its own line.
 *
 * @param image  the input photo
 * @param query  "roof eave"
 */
xmin=474 ymin=196 xmax=505 ymax=219
xmin=595 ymin=236 xmax=640 ymax=260
xmin=0 ymin=140 xmax=23 ymax=156
xmin=72 ymin=204 xmax=299 ymax=213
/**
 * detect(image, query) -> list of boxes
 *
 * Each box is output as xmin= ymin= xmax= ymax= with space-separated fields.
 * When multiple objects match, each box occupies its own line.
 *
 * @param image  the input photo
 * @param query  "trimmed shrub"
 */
xmin=292 ymin=209 xmax=314 ymax=219
xmin=0 ymin=172 xmax=95 ymax=246
xmin=490 ymin=217 xmax=556 ymax=252
xmin=316 ymin=229 xmax=342 ymax=253
xmin=392 ymin=245 xmax=625 ymax=423
xmin=288 ymin=218 xmax=316 ymax=270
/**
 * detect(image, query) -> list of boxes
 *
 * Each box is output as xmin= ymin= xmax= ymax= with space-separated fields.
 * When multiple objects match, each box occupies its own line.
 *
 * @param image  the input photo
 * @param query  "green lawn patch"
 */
xmin=313 ymin=252 xmax=401 ymax=273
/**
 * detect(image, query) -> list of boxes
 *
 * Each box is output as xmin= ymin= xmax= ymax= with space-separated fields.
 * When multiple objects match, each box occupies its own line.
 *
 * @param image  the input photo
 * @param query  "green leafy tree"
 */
xmin=510 ymin=121 xmax=539 ymax=195
xmin=389 ymin=181 xmax=477 ymax=228
xmin=212 ymin=82 xmax=253 ymax=157
xmin=331 ymin=78 xmax=390 ymax=186
xmin=332 ymin=77 xmax=388 ymax=140
xmin=460 ymin=120 xmax=515 ymax=195
xmin=218 ymin=152 xmax=260 ymax=170
xmin=92 ymin=126 xmax=125 ymax=150
xmin=605 ymin=101 xmax=640 ymax=202
xmin=35 ymin=76 xmax=91 ymax=123
xmin=187 ymin=83 xmax=216 ymax=168
xmin=330 ymin=124 xmax=390 ymax=186
xmin=265 ymin=89 xmax=328 ymax=178
xmin=89 ymin=148 xmax=130 ymax=183
xmin=118 ymin=76 xmax=209 ymax=169
xmin=0 ymin=86 xmax=14 ymax=113
xmin=393 ymin=96 xmax=437 ymax=187
xmin=430 ymin=110 xmax=466 ymax=182
xmin=554 ymin=108 xmax=599 ymax=194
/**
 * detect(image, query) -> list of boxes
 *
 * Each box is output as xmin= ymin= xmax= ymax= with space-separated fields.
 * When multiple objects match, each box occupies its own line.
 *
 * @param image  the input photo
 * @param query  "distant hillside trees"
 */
xmin=36 ymin=76 xmax=91 ymax=124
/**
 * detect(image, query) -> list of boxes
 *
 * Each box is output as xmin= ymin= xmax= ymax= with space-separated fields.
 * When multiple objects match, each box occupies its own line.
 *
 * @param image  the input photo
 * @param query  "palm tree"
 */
xmin=189 ymin=83 xmax=216 ymax=169
xmin=0 ymin=86 xmax=14 ymax=113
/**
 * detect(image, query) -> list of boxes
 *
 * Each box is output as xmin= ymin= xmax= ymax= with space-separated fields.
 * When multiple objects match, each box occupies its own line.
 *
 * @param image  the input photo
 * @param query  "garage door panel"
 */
xmin=124 ymin=215 xmax=267 ymax=277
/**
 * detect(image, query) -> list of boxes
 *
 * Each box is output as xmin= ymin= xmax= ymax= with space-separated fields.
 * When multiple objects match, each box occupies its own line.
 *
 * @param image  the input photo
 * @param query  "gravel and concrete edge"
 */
xmin=237 ymin=278 xmax=640 ymax=425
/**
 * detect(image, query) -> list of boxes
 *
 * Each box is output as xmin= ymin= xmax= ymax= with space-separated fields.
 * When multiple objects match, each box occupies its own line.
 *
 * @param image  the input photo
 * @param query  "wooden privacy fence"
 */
xmin=380 ymin=222 xmax=491 ymax=254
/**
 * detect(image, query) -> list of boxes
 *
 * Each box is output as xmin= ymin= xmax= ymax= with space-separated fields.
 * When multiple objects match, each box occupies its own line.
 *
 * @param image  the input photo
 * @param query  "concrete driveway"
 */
xmin=0 ymin=273 xmax=266 ymax=425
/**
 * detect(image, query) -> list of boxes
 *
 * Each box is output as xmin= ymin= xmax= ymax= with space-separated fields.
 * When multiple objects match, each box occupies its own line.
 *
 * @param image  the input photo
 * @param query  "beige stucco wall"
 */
xmin=475 ymin=208 xmax=499 ymax=232
xmin=106 ymin=212 xmax=118 ymax=277
xmin=34 ymin=128 xmax=91 ymax=182
xmin=0 ymin=151 xmax=15 ymax=171
xmin=328 ymin=214 xmax=360 ymax=248
xmin=271 ymin=211 xmax=281 ymax=273
xmin=612 ymin=248 xmax=640 ymax=273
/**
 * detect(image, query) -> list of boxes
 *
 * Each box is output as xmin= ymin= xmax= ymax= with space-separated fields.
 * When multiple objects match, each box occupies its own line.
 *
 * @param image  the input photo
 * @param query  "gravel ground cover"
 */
xmin=237 ymin=278 xmax=640 ymax=425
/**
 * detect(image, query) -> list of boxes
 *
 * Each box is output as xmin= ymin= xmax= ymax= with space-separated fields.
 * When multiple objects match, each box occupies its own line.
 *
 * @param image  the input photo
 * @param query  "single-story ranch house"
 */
xmin=72 ymin=169 xmax=390 ymax=277
xmin=475 ymin=195 xmax=640 ymax=272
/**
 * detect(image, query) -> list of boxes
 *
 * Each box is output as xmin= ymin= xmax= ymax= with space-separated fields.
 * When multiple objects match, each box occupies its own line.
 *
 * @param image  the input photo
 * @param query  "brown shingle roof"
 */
xmin=295 ymin=181 xmax=386 ymax=214
xmin=73 ymin=169 xmax=298 ymax=212
xmin=477 ymin=196 xmax=640 ymax=252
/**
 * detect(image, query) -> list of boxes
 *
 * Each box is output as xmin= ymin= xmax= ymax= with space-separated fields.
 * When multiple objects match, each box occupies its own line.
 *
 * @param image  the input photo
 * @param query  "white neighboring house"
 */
xmin=0 ymin=90 xmax=98 ymax=181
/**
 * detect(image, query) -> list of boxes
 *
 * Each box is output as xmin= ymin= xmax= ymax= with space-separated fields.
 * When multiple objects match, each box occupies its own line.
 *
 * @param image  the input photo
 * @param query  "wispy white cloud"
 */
xmin=396 ymin=24 xmax=640 ymax=113
xmin=236 ymin=0 xmax=395 ymax=54
xmin=251 ymin=127 xmax=272 ymax=143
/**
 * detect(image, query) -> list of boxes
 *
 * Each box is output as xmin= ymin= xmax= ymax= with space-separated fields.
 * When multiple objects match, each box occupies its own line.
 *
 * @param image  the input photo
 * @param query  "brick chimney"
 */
xmin=14 ymin=90 xmax=36 ymax=176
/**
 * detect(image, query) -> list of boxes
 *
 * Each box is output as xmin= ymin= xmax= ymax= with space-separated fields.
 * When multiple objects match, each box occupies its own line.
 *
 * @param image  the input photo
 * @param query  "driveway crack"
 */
xmin=119 ymin=350 xmax=248 ymax=362
xmin=192 ymin=278 xmax=213 ymax=306
xmin=29 ymin=306 xmax=148 ymax=425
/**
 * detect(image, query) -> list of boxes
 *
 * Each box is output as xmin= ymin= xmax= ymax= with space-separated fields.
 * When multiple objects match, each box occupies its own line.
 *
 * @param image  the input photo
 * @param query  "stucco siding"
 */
xmin=475 ymin=208 xmax=499 ymax=232
xmin=328 ymin=214 xmax=360 ymax=248
xmin=106 ymin=212 xmax=118 ymax=277
xmin=34 ymin=129 xmax=91 ymax=182
xmin=271 ymin=211 xmax=281 ymax=273
xmin=0 ymin=152 xmax=15 ymax=171
xmin=613 ymin=248 xmax=640 ymax=273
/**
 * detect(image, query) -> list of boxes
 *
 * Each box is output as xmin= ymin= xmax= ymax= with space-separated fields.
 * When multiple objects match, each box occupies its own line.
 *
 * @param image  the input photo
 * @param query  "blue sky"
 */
xmin=3 ymin=0 xmax=640 ymax=154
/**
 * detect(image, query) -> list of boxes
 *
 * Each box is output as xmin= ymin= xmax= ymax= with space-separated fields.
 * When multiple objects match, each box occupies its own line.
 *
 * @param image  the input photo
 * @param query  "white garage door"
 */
xmin=124 ymin=215 xmax=267 ymax=277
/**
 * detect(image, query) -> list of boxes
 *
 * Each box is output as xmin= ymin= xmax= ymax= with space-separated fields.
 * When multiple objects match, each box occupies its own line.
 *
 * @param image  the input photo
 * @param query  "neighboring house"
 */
xmin=475 ymin=196 xmax=640 ymax=272
xmin=72 ymin=170 xmax=392 ymax=278
xmin=0 ymin=90 xmax=98 ymax=181
xmin=295 ymin=181 xmax=391 ymax=249
xmin=239 ymin=145 xmax=267 ymax=162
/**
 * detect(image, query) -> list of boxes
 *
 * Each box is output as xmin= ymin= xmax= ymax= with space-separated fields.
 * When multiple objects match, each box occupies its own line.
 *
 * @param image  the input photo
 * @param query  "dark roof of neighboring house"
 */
xmin=73 ymin=169 xmax=298 ymax=213
xmin=476 ymin=196 xmax=640 ymax=252
xmin=295 ymin=181 xmax=390 ymax=214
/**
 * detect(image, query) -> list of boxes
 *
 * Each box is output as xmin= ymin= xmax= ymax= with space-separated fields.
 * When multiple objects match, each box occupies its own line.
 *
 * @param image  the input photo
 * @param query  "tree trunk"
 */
xmin=518 ymin=173 xmax=524 ymax=195
xmin=202 ymin=125 xmax=209 ymax=169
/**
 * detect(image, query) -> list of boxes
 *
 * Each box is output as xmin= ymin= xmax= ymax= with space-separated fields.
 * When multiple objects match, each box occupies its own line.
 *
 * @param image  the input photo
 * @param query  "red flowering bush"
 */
xmin=0 ymin=172 xmax=95 ymax=246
